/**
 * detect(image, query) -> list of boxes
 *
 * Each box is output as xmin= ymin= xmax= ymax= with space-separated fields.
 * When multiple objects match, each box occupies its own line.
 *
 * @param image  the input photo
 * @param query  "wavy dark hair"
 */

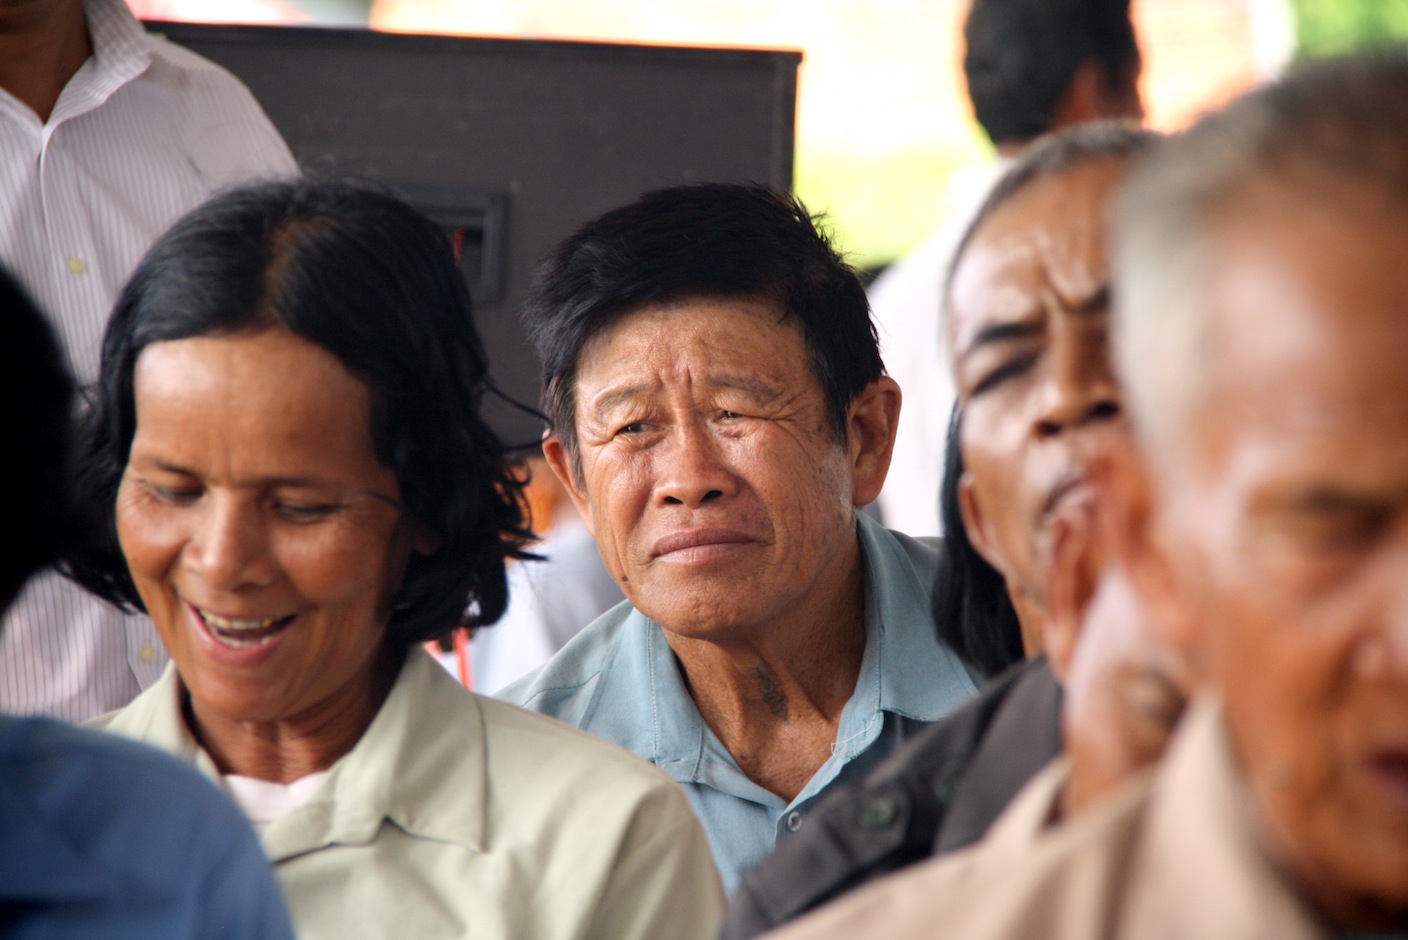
xmin=523 ymin=182 xmax=880 ymax=470
xmin=932 ymin=404 xmax=1024 ymax=679
xmin=62 ymin=179 xmax=533 ymax=647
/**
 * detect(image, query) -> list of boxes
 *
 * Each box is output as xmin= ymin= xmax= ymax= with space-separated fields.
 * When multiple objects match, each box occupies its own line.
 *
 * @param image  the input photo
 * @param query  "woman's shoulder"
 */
xmin=473 ymin=690 xmax=678 ymax=793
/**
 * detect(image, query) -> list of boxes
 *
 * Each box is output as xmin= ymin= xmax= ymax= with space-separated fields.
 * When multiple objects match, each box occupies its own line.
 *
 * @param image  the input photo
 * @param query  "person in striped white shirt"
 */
xmin=0 ymin=0 xmax=297 ymax=720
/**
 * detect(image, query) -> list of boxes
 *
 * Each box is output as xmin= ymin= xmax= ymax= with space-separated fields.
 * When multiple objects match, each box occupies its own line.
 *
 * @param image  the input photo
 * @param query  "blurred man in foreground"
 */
xmin=770 ymin=52 xmax=1408 ymax=937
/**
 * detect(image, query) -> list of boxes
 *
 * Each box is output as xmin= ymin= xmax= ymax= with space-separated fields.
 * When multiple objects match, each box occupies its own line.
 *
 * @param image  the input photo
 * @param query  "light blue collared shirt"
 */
xmin=499 ymin=514 xmax=980 ymax=893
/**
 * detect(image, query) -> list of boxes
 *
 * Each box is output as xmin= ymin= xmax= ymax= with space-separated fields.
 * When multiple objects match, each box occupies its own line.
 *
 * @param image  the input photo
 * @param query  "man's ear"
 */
xmin=542 ymin=435 xmax=593 ymax=535
xmin=848 ymin=376 xmax=902 ymax=507
xmin=1097 ymin=443 xmax=1200 ymax=656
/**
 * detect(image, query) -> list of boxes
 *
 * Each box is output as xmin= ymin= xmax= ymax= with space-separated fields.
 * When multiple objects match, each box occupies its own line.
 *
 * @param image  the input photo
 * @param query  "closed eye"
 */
xmin=972 ymin=353 xmax=1039 ymax=396
xmin=275 ymin=502 xmax=338 ymax=523
xmin=146 ymin=481 xmax=201 ymax=505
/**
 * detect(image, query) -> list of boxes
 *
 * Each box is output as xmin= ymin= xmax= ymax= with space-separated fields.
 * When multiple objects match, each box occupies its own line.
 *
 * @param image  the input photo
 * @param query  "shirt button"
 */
xmin=856 ymin=795 xmax=899 ymax=830
xmin=140 ymin=644 xmax=157 ymax=664
xmin=67 ymin=256 xmax=86 ymax=275
xmin=785 ymin=810 xmax=803 ymax=832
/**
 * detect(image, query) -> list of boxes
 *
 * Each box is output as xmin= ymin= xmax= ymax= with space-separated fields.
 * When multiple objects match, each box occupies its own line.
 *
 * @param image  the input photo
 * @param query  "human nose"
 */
xmin=655 ymin=422 xmax=734 ymax=509
xmin=1355 ymin=544 xmax=1408 ymax=679
xmin=1035 ymin=332 xmax=1122 ymax=439
xmin=185 ymin=496 xmax=277 ymax=591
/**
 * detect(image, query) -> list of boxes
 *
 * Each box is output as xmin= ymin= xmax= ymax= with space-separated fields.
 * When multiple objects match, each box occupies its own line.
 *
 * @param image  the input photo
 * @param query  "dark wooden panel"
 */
xmin=149 ymin=22 xmax=800 ymax=443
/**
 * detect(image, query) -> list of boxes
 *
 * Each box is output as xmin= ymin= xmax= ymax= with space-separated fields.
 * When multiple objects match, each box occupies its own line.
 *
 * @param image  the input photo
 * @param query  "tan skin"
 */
xmin=0 ymin=0 xmax=91 ymax=123
xmin=1114 ymin=184 xmax=1408 ymax=930
xmin=117 ymin=327 xmax=431 ymax=782
xmin=545 ymin=298 xmax=900 ymax=801
xmin=1039 ymin=452 xmax=1192 ymax=821
xmin=947 ymin=157 xmax=1129 ymax=655
xmin=948 ymin=154 xmax=1193 ymax=823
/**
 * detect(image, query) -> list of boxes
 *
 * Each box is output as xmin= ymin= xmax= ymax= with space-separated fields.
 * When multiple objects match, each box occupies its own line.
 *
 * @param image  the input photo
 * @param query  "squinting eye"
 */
xmin=973 ymin=354 xmax=1038 ymax=396
xmin=617 ymin=422 xmax=645 ymax=436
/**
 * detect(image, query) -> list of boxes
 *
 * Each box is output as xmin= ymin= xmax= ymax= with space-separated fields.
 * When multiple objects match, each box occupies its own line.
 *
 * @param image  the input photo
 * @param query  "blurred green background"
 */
xmin=1293 ymin=0 xmax=1408 ymax=55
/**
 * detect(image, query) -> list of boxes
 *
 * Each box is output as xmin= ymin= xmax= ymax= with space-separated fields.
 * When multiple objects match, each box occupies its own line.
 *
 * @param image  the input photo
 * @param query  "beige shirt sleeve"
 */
xmin=588 ymin=776 xmax=725 ymax=939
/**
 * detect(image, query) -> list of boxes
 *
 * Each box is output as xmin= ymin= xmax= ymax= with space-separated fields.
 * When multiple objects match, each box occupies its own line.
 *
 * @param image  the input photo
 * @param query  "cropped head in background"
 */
xmin=964 ymin=0 xmax=1143 ymax=151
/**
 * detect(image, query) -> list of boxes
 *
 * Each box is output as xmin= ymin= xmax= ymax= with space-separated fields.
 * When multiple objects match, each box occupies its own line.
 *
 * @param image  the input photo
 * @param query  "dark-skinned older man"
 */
xmin=761 ymin=52 xmax=1408 ymax=938
xmin=501 ymin=184 xmax=980 ymax=891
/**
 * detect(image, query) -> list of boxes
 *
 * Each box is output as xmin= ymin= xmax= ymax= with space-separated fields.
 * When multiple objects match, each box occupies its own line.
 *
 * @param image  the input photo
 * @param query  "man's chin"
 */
xmin=640 ymin=595 xmax=775 ymax=645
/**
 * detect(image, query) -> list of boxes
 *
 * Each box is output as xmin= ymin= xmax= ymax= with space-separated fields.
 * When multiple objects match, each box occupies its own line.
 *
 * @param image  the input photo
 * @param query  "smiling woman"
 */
xmin=63 ymin=179 xmax=724 ymax=938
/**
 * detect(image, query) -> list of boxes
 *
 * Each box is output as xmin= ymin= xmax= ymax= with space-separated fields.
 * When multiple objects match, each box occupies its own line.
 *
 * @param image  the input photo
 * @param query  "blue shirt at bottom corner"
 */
xmin=0 ymin=713 xmax=294 ymax=939
xmin=499 ymin=513 xmax=981 ymax=894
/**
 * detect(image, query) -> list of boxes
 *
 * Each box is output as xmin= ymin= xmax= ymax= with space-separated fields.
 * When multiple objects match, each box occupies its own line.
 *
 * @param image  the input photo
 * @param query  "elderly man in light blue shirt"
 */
xmin=501 ymin=183 xmax=979 ymax=893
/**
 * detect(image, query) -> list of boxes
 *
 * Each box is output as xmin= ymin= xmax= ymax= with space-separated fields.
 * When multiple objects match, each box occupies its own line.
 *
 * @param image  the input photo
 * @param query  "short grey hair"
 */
xmin=942 ymin=121 xmax=1160 ymax=344
xmin=1113 ymin=51 xmax=1408 ymax=466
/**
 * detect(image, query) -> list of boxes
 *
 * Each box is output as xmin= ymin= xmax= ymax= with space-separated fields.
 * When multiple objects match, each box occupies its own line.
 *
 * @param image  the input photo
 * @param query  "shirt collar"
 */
xmin=45 ymin=0 xmax=153 ymax=128
xmin=855 ymin=513 xmax=978 ymax=725
xmin=633 ymin=515 xmax=976 ymax=779
xmin=99 ymin=649 xmax=489 ymax=860
xmin=262 ymin=649 xmax=488 ymax=860
xmin=96 ymin=662 xmax=221 ymax=777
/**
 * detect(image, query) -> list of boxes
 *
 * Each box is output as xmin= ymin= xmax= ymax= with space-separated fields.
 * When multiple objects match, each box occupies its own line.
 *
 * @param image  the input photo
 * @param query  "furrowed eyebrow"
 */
xmin=961 ymin=319 xmax=1043 ymax=357
xmin=959 ymin=284 xmax=1111 ymax=359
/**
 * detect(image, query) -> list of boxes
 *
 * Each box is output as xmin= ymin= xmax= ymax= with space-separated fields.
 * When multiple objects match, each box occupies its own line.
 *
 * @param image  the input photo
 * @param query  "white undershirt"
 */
xmin=223 ymin=771 xmax=330 ymax=835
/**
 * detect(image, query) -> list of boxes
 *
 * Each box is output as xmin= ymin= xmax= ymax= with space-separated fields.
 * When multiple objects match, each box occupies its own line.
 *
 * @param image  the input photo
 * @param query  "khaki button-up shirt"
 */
xmin=92 ymin=648 xmax=724 ymax=939
xmin=767 ymin=698 xmax=1331 ymax=940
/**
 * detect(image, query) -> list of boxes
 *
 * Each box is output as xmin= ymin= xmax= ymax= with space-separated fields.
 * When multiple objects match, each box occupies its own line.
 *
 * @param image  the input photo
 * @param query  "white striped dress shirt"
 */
xmin=0 ymin=0 xmax=297 ymax=721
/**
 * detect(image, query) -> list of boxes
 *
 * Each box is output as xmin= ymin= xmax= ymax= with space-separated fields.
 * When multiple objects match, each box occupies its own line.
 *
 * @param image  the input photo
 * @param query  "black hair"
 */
xmin=62 ymin=179 xmax=533 ymax=647
xmin=1 ymin=267 xmax=82 ymax=608
xmin=932 ymin=404 xmax=1024 ymax=679
xmin=964 ymin=0 xmax=1139 ymax=145
xmin=522 ymin=183 xmax=881 ymax=466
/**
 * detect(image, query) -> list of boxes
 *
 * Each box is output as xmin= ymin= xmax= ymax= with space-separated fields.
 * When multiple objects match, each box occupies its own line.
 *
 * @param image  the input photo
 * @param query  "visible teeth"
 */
xmin=197 ymin=608 xmax=285 ymax=649
xmin=201 ymin=611 xmax=275 ymax=631
xmin=213 ymin=631 xmax=277 ymax=649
